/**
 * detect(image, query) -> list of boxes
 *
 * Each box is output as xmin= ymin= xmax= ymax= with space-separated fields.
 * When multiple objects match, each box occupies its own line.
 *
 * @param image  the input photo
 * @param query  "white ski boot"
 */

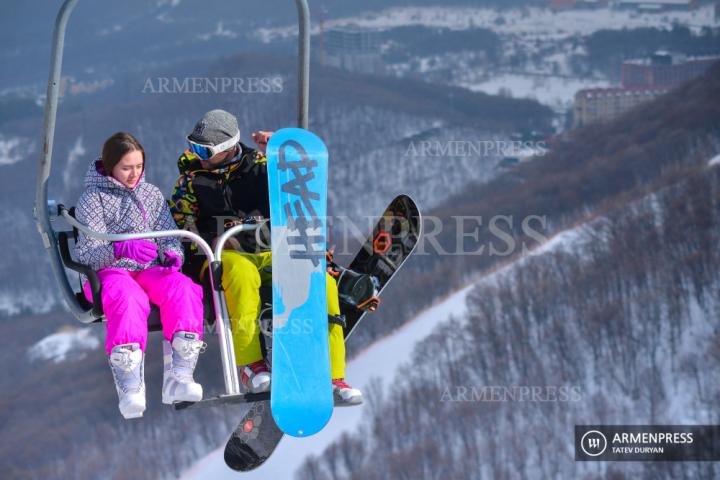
xmin=162 ymin=331 xmax=206 ymax=404
xmin=332 ymin=378 xmax=363 ymax=406
xmin=109 ymin=343 xmax=146 ymax=419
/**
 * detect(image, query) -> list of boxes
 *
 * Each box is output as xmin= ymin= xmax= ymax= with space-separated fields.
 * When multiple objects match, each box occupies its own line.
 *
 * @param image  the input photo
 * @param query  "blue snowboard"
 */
xmin=266 ymin=128 xmax=333 ymax=437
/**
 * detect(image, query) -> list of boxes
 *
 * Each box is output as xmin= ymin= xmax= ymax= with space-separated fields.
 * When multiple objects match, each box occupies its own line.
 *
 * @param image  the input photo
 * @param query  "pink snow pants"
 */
xmin=83 ymin=267 xmax=204 ymax=355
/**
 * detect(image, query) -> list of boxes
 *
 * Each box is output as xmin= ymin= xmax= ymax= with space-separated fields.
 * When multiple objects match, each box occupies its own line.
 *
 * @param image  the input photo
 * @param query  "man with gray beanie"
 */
xmin=170 ymin=109 xmax=363 ymax=405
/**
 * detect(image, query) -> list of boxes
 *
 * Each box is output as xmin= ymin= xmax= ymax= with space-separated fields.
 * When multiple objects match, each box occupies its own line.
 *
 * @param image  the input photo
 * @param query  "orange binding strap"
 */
xmin=373 ymin=231 xmax=391 ymax=254
xmin=358 ymin=296 xmax=381 ymax=311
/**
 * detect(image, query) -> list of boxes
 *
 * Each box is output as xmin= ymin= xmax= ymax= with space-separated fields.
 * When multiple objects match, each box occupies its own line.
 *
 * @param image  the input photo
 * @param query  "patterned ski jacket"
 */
xmin=75 ymin=158 xmax=184 ymax=272
xmin=169 ymin=143 xmax=269 ymax=268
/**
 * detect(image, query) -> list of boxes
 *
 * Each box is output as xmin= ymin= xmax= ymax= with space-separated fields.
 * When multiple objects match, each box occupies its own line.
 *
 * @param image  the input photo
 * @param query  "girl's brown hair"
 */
xmin=101 ymin=132 xmax=145 ymax=175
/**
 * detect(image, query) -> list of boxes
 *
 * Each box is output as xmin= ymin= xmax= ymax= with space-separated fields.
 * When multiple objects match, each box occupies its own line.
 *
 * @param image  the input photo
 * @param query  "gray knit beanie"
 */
xmin=187 ymin=109 xmax=240 ymax=146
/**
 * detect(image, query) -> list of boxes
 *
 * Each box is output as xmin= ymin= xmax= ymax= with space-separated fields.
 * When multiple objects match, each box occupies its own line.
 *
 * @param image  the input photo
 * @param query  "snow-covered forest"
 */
xmin=2 ymin=1 xmax=719 ymax=478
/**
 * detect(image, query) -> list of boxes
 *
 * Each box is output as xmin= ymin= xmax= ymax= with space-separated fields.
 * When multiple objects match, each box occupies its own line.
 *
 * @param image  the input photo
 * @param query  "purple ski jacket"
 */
xmin=75 ymin=158 xmax=184 ymax=272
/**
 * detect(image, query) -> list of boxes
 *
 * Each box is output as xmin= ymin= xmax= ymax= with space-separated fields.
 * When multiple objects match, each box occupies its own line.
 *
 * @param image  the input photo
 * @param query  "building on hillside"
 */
xmin=576 ymin=0 xmax=610 ymax=8
xmin=573 ymin=86 xmax=669 ymax=127
xmin=549 ymin=0 xmax=609 ymax=10
xmin=616 ymin=0 xmax=697 ymax=11
xmin=573 ymin=50 xmax=719 ymax=127
xmin=323 ymin=28 xmax=384 ymax=75
xmin=621 ymin=51 xmax=720 ymax=88
xmin=549 ymin=0 xmax=577 ymax=10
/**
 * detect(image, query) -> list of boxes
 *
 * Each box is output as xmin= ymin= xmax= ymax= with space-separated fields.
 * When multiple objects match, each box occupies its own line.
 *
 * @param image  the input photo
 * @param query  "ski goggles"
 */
xmin=187 ymin=132 xmax=240 ymax=161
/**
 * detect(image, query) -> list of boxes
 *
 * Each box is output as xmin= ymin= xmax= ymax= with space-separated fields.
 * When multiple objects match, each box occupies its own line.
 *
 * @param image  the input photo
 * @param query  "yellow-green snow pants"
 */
xmin=220 ymin=250 xmax=345 ymax=379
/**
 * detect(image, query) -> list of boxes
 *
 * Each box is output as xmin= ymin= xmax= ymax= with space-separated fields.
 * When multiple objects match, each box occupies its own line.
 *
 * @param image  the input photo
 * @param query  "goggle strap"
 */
xmin=209 ymin=132 xmax=240 ymax=156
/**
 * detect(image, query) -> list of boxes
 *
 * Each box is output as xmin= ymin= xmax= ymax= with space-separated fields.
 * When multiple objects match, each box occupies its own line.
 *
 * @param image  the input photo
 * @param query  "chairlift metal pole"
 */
xmin=35 ymin=0 xmax=311 ymax=320
xmin=295 ymin=0 xmax=310 ymax=129
xmin=33 ymin=0 xmax=84 ymax=320
xmin=34 ymin=0 xmax=312 ymax=399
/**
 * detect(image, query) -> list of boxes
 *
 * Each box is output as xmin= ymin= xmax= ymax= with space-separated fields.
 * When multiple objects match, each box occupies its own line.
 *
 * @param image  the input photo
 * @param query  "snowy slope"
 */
xmin=27 ymin=327 xmax=101 ymax=363
xmin=256 ymin=4 xmax=718 ymax=40
xmin=256 ymin=4 xmax=716 ymax=112
xmin=180 ymin=285 xmax=474 ymax=479
xmin=0 ymin=134 xmax=23 ymax=166
xmin=288 ymin=158 xmax=720 ymax=480
xmin=0 ymin=289 xmax=55 ymax=317
xmin=709 ymin=153 xmax=720 ymax=168
xmin=460 ymin=73 xmax=612 ymax=111
xmin=180 ymin=218 xmax=601 ymax=479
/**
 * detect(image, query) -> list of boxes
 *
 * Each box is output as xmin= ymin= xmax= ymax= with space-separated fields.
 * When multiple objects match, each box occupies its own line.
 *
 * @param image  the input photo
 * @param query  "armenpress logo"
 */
xmin=581 ymin=430 xmax=608 ymax=457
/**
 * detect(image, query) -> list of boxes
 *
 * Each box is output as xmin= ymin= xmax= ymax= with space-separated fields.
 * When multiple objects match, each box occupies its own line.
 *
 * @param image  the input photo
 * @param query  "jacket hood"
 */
xmin=84 ymin=157 xmax=146 ymax=191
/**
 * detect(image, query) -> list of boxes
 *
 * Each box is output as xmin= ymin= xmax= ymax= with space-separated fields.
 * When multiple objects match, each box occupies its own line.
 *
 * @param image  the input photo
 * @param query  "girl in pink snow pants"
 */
xmin=75 ymin=132 xmax=205 ymax=419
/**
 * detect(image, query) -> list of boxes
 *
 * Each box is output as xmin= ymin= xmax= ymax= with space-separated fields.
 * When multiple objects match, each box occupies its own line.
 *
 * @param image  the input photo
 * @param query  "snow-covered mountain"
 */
xmin=291 ymin=151 xmax=720 ymax=480
xmin=257 ymin=4 xmax=718 ymax=40
xmin=3 ymin=2 xmax=719 ymax=478
xmin=259 ymin=4 xmax=719 ymax=112
xmin=0 ymin=43 xmax=552 ymax=480
xmin=189 ymin=60 xmax=720 ymax=477
xmin=179 ymin=204 xmax=618 ymax=479
xmin=0 ymin=49 xmax=550 ymax=316
xmin=181 ymin=285 xmax=474 ymax=480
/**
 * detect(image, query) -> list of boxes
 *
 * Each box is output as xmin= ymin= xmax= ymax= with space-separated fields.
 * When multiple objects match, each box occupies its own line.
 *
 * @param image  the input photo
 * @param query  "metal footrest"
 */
xmin=173 ymin=392 xmax=271 ymax=410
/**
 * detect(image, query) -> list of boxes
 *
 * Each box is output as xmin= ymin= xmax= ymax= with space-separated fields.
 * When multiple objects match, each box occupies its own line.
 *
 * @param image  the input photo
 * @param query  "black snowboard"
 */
xmin=223 ymin=194 xmax=421 ymax=471
xmin=223 ymin=400 xmax=283 ymax=471
xmin=341 ymin=194 xmax=421 ymax=337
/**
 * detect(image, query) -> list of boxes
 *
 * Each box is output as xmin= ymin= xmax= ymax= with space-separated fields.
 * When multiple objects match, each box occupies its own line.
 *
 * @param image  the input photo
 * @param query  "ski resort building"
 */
xmin=622 ymin=52 xmax=720 ymax=88
xmin=573 ymin=86 xmax=669 ymax=127
xmin=549 ymin=0 xmax=578 ymax=10
xmin=574 ymin=52 xmax=719 ymax=127
xmin=324 ymin=28 xmax=384 ymax=75
xmin=549 ymin=0 xmax=608 ymax=9
xmin=616 ymin=0 xmax=698 ymax=11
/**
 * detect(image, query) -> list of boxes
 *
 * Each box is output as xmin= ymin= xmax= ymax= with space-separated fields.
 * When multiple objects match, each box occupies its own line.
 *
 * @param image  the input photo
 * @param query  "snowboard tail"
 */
xmin=223 ymin=400 xmax=283 ymax=471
